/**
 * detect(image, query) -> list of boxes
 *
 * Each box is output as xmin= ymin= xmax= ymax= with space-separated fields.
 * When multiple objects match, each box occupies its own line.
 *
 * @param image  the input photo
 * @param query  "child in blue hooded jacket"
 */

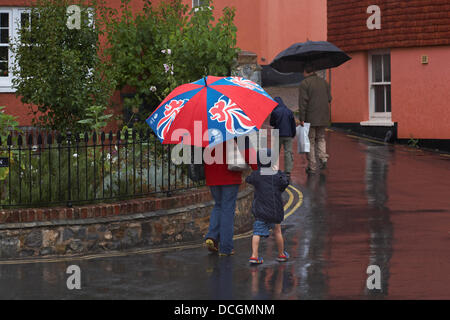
xmin=245 ymin=149 xmax=290 ymax=264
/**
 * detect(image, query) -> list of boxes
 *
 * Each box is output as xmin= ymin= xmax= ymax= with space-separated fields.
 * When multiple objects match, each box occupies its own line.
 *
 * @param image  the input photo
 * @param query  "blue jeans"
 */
xmin=205 ymin=184 xmax=240 ymax=254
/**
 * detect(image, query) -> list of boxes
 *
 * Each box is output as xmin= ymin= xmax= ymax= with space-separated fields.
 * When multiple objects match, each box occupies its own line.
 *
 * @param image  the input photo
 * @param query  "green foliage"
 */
xmin=0 ymin=106 xmax=20 ymax=141
xmin=177 ymin=0 xmax=239 ymax=80
xmin=0 ymin=107 xmax=20 ymax=180
xmin=77 ymin=105 xmax=113 ymax=131
xmin=10 ymin=0 xmax=116 ymax=132
xmin=98 ymin=0 xmax=239 ymax=129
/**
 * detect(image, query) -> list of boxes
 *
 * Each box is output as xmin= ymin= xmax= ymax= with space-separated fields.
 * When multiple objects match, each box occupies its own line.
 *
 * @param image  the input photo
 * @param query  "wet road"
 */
xmin=0 ymin=130 xmax=449 ymax=299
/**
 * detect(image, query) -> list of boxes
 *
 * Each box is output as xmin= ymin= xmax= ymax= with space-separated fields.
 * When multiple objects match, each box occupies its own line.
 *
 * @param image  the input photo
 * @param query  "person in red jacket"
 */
xmin=204 ymin=139 xmax=258 ymax=256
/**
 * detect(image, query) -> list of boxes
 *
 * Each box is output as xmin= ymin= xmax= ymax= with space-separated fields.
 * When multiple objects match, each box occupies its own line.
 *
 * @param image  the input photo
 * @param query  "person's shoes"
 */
xmin=276 ymin=251 xmax=290 ymax=262
xmin=319 ymin=160 xmax=327 ymax=170
xmin=249 ymin=256 xmax=264 ymax=264
xmin=205 ymin=238 xmax=218 ymax=253
xmin=219 ymin=249 xmax=235 ymax=256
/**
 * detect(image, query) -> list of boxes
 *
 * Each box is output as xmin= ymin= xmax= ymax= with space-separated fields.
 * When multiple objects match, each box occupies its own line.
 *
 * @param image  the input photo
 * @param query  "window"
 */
xmin=192 ymin=0 xmax=212 ymax=11
xmin=0 ymin=11 xmax=11 ymax=82
xmin=0 ymin=8 xmax=31 ymax=92
xmin=192 ymin=0 xmax=207 ymax=7
xmin=368 ymin=51 xmax=392 ymax=123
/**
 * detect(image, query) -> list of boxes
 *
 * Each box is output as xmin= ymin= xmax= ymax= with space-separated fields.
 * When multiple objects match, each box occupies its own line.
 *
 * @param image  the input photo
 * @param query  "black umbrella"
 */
xmin=270 ymin=41 xmax=351 ymax=73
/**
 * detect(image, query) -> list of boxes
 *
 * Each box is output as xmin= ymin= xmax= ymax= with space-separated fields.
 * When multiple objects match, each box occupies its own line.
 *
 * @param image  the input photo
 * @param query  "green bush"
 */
xmin=77 ymin=105 xmax=113 ymax=131
xmin=0 ymin=106 xmax=20 ymax=181
xmin=10 ymin=0 xmax=116 ymax=132
xmin=98 ymin=0 xmax=239 ymax=130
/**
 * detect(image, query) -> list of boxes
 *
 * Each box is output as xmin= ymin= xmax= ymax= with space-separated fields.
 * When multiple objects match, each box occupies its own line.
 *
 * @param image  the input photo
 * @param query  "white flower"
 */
xmin=73 ymin=153 xmax=78 ymax=158
xmin=161 ymin=49 xmax=171 ymax=55
xmin=31 ymin=145 xmax=38 ymax=152
xmin=150 ymin=86 xmax=157 ymax=92
xmin=163 ymin=64 xmax=170 ymax=73
xmin=107 ymin=153 xmax=111 ymax=160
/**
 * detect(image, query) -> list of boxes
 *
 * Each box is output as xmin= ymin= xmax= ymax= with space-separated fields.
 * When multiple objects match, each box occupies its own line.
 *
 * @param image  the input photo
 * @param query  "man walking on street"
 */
xmin=298 ymin=64 xmax=332 ymax=173
xmin=270 ymin=96 xmax=296 ymax=181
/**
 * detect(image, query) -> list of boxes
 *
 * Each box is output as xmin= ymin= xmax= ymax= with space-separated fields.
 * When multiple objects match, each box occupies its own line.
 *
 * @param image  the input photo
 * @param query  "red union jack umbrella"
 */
xmin=146 ymin=76 xmax=278 ymax=147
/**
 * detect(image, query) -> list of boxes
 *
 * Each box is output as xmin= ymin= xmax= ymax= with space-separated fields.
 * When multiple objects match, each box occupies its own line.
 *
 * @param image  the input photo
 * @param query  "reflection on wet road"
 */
xmin=0 ymin=131 xmax=449 ymax=299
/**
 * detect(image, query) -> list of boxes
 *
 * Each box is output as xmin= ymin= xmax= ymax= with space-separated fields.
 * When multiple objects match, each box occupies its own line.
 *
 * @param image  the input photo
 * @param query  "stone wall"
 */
xmin=0 ymin=187 xmax=254 ymax=259
xmin=232 ymin=51 xmax=262 ymax=85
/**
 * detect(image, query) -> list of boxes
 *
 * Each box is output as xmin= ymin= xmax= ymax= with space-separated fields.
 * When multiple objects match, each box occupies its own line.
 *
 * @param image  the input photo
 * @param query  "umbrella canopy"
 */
xmin=146 ymin=76 xmax=277 ymax=147
xmin=270 ymin=41 xmax=351 ymax=73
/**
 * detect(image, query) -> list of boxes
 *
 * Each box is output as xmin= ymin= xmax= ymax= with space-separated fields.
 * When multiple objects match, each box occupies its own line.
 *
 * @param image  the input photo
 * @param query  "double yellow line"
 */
xmin=284 ymin=185 xmax=303 ymax=219
xmin=0 ymin=185 xmax=303 ymax=265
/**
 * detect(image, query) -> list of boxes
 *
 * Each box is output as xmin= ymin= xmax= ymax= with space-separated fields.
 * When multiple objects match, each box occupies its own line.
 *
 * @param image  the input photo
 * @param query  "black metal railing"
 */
xmin=0 ymin=129 xmax=204 ymax=208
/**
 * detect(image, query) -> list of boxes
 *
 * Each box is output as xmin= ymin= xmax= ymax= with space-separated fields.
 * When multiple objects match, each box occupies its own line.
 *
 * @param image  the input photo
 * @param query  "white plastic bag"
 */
xmin=296 ymin=123 xmax=310 ymax=153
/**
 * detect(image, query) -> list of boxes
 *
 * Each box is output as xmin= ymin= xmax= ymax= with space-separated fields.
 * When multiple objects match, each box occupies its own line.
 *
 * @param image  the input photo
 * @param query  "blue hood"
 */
xmin=273 ymin=96 xmax=288 ymax=110
xmin=270 ymin=97 xmax=297 ymax=138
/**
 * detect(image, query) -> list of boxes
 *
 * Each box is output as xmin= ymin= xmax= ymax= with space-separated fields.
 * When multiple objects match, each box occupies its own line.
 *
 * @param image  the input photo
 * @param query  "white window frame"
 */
xmin=0 ymin=7 xmax=30 ymax=93
xmin=0 ymin=8 xmax=14 ymax=92
xmin=361 ymin=50 xmax=394 ymax=127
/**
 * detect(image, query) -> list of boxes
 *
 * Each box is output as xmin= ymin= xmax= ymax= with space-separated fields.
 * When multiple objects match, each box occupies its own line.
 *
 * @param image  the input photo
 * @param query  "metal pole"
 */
xmin=67 ymin=131 xmax=72 ymax=208
xmin=329 ymin=68 xmax=332 ymax=124
xmin=167 ymin=144 xmax=172 ymax=197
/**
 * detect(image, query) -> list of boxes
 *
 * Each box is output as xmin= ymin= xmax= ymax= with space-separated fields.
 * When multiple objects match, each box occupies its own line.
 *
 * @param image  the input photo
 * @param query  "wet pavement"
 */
xmin=0 ymin=129 xmax=449 ymax=300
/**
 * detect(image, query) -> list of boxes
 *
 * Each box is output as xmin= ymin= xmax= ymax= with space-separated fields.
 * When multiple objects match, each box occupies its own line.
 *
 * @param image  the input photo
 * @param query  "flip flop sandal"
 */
xmin=249 ymin=257 xmax=263 ymax=264
xmin=276 ymin=251 xmax=290 ymax=262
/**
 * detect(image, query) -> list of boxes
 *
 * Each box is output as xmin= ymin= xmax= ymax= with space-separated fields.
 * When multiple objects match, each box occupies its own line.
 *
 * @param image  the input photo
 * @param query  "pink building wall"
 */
xmin=258 ymin=0 xmax=327 ymax=64
xmin=391 ymin=46 xmax=450 ymax=140
xmin=208 ymin=0 xmax=262 ymax=62
xmin=330 ymin=52 xmax=368 ymax=124
xmin=331 ymin=46 xmax=450 ymax=140
xmin=210 ymin=0 xmax=327 ymax=65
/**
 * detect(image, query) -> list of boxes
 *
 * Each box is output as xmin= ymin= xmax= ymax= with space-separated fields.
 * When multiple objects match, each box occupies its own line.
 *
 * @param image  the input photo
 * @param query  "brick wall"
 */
xmin=328 ymin=0 xmax=450 ymax=52
xmin=0 ymin=187 xmax=212 ymax=224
